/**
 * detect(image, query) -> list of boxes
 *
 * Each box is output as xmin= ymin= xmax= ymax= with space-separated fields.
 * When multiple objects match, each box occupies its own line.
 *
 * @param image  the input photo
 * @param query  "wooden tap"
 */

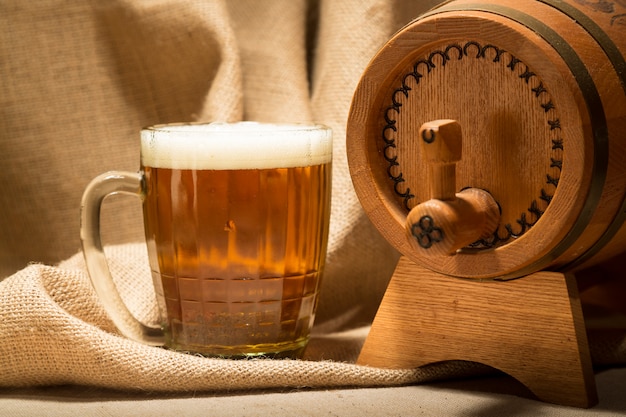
xmin=406 ymin=120 xmax=500 ymax=256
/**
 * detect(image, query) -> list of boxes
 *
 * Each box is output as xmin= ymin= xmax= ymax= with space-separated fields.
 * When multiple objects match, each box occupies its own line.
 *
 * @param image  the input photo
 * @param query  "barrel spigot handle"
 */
xmin=406 ymin=120 xmax=500 ymax=256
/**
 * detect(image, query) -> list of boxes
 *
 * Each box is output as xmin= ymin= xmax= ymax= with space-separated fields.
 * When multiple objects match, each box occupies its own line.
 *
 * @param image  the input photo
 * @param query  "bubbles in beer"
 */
xmin=224 ymin=220 xmax=236 ymax=232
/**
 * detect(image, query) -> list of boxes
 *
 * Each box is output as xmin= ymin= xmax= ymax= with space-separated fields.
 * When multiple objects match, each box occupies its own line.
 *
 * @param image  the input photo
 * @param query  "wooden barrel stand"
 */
xmin=357 ymin=257 xmax=597 ymax=408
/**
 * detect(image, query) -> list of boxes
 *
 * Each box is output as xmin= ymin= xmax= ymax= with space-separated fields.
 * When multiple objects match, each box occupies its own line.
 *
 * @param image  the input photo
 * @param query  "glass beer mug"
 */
xmin=80 ymin=122 xmax=332 ymax=358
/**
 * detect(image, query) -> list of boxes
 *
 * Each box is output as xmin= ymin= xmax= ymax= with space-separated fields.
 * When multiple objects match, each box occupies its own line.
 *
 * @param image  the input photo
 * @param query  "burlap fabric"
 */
xmin=1 ymin=243 xmax=492 ymax=390
xmin=1 ymin=0 xmax=625 ymax=392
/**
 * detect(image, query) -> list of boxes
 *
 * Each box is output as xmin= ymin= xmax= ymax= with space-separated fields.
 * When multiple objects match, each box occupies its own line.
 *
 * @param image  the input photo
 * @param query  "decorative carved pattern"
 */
xmin=381 ymin=41 xmax=563 ymax=247
xmin=410 ymin=215 xmax=444 ymax=249
xmin=573 ymin=0 xmax=626 ymax=26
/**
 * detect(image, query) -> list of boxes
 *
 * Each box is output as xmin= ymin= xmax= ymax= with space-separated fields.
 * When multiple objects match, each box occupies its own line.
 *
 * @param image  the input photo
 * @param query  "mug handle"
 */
xmin=80 ymin=171 xmax=165 ymax=346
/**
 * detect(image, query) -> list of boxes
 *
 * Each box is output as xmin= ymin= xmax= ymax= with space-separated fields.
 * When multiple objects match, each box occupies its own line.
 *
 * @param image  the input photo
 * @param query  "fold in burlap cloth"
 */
xmin=0 ymin=243 xmax=471 ymax=391
xmin=0 ymin=243 xmax=624 ymax=392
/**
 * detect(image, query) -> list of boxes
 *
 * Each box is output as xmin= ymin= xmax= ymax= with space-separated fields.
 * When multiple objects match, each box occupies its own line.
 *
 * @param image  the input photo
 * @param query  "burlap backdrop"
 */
xmin=1 ymin=0 xmax=624 ymax=392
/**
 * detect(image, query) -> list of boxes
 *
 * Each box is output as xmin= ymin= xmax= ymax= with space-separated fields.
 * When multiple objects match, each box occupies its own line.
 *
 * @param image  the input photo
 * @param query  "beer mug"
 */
xmin=80 ymin=122 xmax=332 ymax=358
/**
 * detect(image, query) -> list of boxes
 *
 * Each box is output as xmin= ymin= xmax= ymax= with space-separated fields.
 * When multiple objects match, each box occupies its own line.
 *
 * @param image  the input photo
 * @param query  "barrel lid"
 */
xmin=346 ymin=8 xmax=597 ymax=279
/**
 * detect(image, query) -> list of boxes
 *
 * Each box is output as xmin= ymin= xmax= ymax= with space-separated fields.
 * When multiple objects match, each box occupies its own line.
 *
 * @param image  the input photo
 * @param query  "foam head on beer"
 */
xmin=141 ymin=122 xmax=333 ymax=170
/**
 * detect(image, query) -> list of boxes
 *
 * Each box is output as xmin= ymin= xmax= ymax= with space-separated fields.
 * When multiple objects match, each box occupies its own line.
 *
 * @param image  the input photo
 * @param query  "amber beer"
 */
xmin=140 ymin=122 xmax=332 ymax=357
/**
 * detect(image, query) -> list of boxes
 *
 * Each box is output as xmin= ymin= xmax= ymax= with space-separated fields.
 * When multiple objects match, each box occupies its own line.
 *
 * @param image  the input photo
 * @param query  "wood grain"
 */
xmin=357 ymin=256 xmax=597 ymax=408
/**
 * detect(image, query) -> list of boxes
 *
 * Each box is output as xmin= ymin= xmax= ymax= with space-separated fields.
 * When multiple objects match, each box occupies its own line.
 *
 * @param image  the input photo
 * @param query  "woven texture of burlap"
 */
xmin=1 ymin=243 xmax=492 ymax=390
xmin=1 ymin=0 xmax=625 ymax=392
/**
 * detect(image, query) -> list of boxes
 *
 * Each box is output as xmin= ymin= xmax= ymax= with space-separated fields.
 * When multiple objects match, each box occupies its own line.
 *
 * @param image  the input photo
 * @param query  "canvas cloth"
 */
xmin=0 ymin=243 xmax=493 ymax=390
xmin=1 ymin=0 xmax=625 ymax=392
xmin=1 ymin=243 xmax=624 ymax=391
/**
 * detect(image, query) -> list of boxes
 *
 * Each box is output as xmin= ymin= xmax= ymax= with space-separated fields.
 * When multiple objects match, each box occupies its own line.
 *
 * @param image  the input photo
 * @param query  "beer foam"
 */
xmin=140 ymin=122 xmax=332 ymax=170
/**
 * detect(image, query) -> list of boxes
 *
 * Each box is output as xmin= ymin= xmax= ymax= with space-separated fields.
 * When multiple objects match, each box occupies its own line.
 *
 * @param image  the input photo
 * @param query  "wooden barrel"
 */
xmin=346 ymin=0 xmax=626 ymax=279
